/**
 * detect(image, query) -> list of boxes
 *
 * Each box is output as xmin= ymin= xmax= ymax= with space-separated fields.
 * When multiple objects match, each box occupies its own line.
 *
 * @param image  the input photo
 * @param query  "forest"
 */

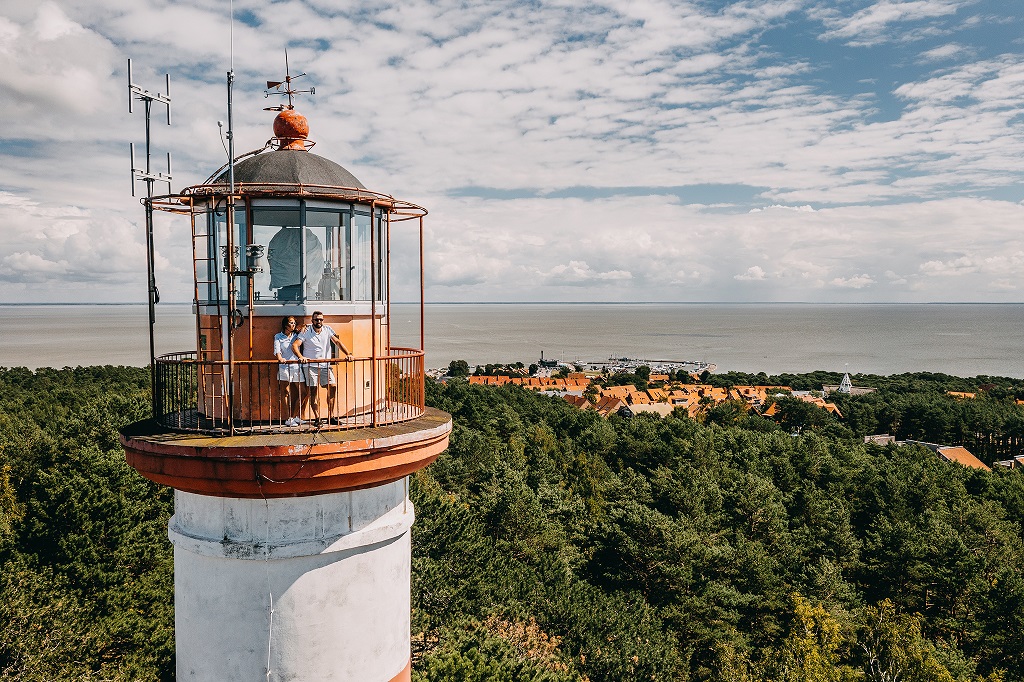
xmin=2 ymin=365 xmax=1024 ymax=681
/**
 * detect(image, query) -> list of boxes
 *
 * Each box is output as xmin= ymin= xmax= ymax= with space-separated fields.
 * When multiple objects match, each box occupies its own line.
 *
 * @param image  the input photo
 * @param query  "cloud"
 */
xmin=0 ymin=191 xmax=157 ymax=289
xmin=734 ymin=266 xmax=767 ymax=281
xmin=426 ymin=221 xmax=518 ymax=288
xmin=885 ymin=270 xmax=908 ymax=284
xmin=33 ymin=1 xmax=84 ymax=40
xmin=410 ymin=195 xmax=1024 ymax=302
xmin=669 ymin=269 xmax=705 ymax=285
xmin=829 ymin=274 xmax=876 ymax=288
xmin=815 ymin=0 xmax=971 ymax=47
xmin=918 ymin=256 xmax=977 ymax=276
xmin=749 ymin=204 xmax=816 ymax=213
xmin=0 ymin=252 xmax=69 ymax=280
xmin=917 ymin=251 xmax=1024 ymax=278
xmin=0 ymin=217 xmax=150 ymax=284
xmin=543 ymin=260 xmax=632 ymax=286
xmin=0 ymin=0 xmax=1022 ymax=304
xmin=430 ymin=260 xmax=492 ymax=287
xmin=774 ymin=258 xmax=830 ymax=282
xmin=0 ymin=3 xmax=119 ymax=128
xmin=918 ymin=42 xmax=972 ymax=62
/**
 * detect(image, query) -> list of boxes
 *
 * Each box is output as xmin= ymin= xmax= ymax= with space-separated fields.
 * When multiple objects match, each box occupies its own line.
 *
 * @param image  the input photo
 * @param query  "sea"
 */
xmin=2 ymin=303 xmax=1023 ymax=379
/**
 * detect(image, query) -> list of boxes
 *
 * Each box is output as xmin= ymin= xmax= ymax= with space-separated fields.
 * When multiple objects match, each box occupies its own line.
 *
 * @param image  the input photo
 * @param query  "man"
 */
xmin=292 ymin=311 xmax=353 ymax=424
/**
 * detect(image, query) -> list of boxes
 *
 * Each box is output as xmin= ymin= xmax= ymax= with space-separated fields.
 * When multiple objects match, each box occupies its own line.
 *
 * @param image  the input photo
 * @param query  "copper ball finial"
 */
xmin=274 ymin=109 xmax=310 ymax=150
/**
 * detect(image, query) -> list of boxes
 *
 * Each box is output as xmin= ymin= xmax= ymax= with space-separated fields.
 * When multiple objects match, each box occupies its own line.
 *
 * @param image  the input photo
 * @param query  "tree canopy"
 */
xmin=1 ymin=366 xmax=1023 ymax=681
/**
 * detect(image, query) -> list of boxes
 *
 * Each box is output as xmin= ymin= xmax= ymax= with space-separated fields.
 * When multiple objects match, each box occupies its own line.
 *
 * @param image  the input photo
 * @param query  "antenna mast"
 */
xmin=128 ymin=58 xmax=172 ymax=407
xmin=225 ymin=0 xmax=238 ymax=435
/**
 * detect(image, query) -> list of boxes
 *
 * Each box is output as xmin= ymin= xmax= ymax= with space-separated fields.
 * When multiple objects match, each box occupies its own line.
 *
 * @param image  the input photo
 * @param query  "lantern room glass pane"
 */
xmin=254 ymin=207 xmax=304 ymax=301
xmin=195 ymin=210 xmax=217 ymax=303
xmin=306 ymin=209 xmax=349 ymax=301
xmin=351 ymin=212 xmax=371 ymax=301
xmin=377 ymin=212 xmax=387 ymax=302
xmin=207 ymin=205 xmax=247 ymax=304
xmin=349 ymin=209 xmax=387 ymax=303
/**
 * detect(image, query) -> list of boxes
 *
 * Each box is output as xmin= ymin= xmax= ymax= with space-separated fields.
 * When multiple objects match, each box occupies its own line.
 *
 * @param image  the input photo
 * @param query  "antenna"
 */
xmin=127 ymin=57 xmax=172 ymax=406
xmin=263 ymin=49 xmax=315 ymax=111
xmin=223 ymin=8 xmax=241 ymax=431
xmin=128 ymin=58 xmax=173 ymax=196
xmin=229 ymin=0 xmax=235 ymax=72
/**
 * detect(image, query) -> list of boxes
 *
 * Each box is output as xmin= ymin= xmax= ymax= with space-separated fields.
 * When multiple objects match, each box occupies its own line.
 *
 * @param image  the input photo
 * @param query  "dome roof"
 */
xmin=215 ymin=149 xmax=365 ymax=190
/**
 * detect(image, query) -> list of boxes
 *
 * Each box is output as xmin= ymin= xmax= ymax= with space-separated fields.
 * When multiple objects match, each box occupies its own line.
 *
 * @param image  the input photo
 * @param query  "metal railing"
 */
xmin=154 ymin=348 xmax=425 ymax=435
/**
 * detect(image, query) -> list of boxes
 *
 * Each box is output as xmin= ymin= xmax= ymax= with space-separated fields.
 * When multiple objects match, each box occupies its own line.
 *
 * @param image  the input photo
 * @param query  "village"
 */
xmin=451 ymin=360 xmax=1015 ymax=474
xmin=437 ymin=355 xmax=846 ymax=420
xmin=466 ymin=370 xmax=845 ymax=420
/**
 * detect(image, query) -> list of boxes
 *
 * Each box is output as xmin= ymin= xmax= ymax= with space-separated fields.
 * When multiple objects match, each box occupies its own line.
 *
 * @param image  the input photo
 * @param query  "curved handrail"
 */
xmin=146 ymin=183 xmax=427 ymax=218
xmin=153 ymin=348 xmax=425 ymax=435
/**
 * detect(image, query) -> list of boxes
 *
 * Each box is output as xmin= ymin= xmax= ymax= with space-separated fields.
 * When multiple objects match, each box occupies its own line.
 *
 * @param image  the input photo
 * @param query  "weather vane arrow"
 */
xmin=263 ymin=49 xmax=315 ymax=111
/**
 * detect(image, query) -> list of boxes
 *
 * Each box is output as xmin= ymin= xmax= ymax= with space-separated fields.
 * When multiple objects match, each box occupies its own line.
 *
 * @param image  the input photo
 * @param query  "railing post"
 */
xmin=370 ymin=201 xmax=378 ymax=427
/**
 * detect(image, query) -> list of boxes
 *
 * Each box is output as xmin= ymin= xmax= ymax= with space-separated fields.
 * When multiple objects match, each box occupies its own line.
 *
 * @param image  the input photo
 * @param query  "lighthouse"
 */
xmin=120 ymin=69 xmax=451 ymax=681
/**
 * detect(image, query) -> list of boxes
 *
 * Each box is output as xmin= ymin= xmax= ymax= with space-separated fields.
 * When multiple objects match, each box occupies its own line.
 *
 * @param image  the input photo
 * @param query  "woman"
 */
xmin=274 ymin=316 xmax=305 ymax=426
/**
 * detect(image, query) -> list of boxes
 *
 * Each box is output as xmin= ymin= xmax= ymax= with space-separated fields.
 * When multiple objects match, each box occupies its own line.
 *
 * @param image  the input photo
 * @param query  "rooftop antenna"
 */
xmin=128 ymin=57 xmax=172 ymax=407
xmin=225 ymin=0 xmax=236 ymax=196
xmin=225 ymin=0 xmax=239 ymax=434
xmin=263 ymin=49 xmax=315 ymax=111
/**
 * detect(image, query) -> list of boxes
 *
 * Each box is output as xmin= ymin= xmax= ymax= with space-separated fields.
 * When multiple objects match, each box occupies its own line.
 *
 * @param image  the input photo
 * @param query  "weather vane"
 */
xmin=263 ymin=49 xmax=315 ymax=111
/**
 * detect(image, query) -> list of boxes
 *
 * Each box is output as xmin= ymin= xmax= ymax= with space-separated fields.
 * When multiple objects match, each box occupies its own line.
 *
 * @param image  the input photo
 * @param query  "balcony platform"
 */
xmin=120 ymin=407 xmax=451 ymax=498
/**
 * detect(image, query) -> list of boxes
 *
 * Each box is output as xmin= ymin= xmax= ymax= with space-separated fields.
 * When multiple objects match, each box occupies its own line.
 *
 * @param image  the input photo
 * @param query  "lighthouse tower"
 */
xmin=120 ymin=75 xmax=450 ymax=681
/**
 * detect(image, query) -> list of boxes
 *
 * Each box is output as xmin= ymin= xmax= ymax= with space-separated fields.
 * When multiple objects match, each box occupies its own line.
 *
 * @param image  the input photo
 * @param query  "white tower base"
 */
xmin=169 ymin=480 xmax=413 ymax=681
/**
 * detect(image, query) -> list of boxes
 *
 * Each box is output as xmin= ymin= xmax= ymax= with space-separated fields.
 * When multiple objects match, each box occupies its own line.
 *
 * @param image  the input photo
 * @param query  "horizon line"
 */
xmin=1 ymin=301 xmax=1023 ymax=306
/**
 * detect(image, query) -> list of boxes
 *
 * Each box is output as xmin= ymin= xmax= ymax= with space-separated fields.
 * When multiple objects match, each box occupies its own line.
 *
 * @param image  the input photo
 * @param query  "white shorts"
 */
xmin=305 ymin=366 xmax=336 ymax=387
xmin=278 ymin=364 xmax=303 ymax=382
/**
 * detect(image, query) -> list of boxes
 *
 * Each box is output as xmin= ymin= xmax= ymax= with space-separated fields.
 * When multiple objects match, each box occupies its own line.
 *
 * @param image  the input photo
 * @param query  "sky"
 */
xmin=0 ymin=0 xmax=1022 ymax=303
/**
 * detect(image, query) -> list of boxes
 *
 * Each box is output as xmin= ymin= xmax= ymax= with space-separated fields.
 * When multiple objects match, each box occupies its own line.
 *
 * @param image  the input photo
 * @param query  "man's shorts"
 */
xmin=278 ymin=364 xmax=303 ymax=382
xmin=305 ymin=366 xmax=336 ymax=387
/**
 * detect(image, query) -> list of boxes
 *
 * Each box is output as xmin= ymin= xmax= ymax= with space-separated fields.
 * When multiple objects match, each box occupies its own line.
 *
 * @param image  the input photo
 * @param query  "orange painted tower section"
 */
xmin=121 ymin=103 xmax=449 ymax=681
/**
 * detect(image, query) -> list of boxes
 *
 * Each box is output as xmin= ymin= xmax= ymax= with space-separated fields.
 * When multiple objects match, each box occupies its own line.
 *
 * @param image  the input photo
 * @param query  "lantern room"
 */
xmin=202 ymin=110 xmax=386 ymax=309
